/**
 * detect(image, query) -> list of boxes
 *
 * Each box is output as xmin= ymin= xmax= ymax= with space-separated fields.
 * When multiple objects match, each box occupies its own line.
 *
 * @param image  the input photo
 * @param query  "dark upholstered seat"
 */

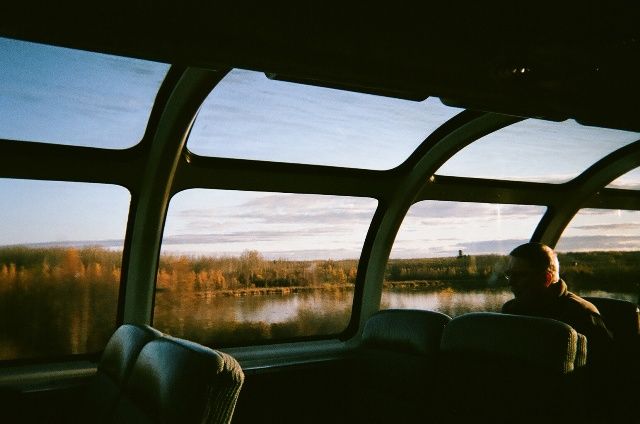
xmin=111 ymin=337 xmax=244 ymax=424
xmin=360 ymin=308 xmax=452 ymax=355
xmin=582 ymin=297 xmax=640 ymax=421
xmin=582 ymin=296 xmax=640 ymax=342
xmin=438 ymin=312 xmax=587 ymax=423
xmin=83 ymin=324 xmax=163 ymax=422
xmin=83 ymin=325 xmax=243 ymax=424
xmin=350 ymin=309 xmax=451 ymax=424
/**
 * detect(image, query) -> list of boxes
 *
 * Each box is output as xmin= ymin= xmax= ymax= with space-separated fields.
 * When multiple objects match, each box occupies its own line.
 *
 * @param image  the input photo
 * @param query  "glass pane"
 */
xmin=607 ymin=167 xmax=640 ymax=190
xmin=382 ymin=201 xmax=546 ymax=317
xmin=0 ymin=37 xmax=169 ymax=148
xmin=438 ymin=119 xmax=639 ymax=183
xmin=0 ymin=179 xmax=130 ymax=360
xmin=187 ymin=69 xmax=462 ymax=169
xmin=556 ymin=209 xmax=640 ymax=301
xmin=155 ymin=190 xmax=377 ymax=346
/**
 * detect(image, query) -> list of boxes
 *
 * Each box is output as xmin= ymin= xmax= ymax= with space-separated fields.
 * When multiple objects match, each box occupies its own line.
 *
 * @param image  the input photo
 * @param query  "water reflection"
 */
xmin=382 ymin=288 xmax=514 ymax=317
xmin=155 ymin=287 xmax=637 ymax=347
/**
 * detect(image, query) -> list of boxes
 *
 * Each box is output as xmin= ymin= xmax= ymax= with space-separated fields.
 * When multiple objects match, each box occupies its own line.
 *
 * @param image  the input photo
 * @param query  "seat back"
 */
xmin=582 ymin=296 xmax=640 ymax=342
xmin=582 ymin=297 xmax=640 ymax=421
xmin=438 ymin=312 xmax=587 ymax=423
xmin=350 ymin=309 xmax=451 ymax=423
xmin=111 ymin=336 xmax=244 ymax=424
xmin=83 ymin=324 xmax=162 ymax=422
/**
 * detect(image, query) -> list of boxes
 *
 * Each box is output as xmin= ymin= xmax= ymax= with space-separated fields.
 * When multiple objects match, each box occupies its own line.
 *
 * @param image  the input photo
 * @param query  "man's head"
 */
xmin=506 ymin=242 xmax=560 ymax=300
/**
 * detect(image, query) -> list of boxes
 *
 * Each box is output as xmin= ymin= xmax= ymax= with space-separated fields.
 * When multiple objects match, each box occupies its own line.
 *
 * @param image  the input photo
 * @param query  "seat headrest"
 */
xmin=441 ymin=312 xmax=585 ymax=373
xmin=362 ymin=309 xmax=451 ymax=355
xmin=583 ymin=296 xmax=640 ymax=339
xmin=99 ymin=324 xmax=163 ymax=384
xmin=124 ymin=337 xmax=244 ymax=423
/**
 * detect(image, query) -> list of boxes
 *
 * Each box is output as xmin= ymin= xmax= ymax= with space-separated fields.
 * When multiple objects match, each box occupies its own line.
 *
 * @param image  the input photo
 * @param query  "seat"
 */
xmin=349 ymin=309 xmax=451 ymax=424
xmin=438 ymin=312 xmax=587 ymax=423
xmin=111 ymin=336 xmax=244 ymax=424
xmin=82 ymin=324 xmax=163 ymax=422
xmin=582 ymin=297 xmax=640 ymax=420
xmin=582 ymin=296 xmax=640 ymax=342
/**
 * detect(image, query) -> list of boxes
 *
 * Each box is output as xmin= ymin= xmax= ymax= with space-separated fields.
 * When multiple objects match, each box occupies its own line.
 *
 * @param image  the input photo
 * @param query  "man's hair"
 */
xmin=509 ymin=242 xmax=560 ymax=280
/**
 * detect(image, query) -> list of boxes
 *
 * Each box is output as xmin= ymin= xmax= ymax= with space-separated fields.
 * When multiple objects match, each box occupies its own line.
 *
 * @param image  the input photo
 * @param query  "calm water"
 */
xmin=154 ymin=288 xmax=638 ymax=346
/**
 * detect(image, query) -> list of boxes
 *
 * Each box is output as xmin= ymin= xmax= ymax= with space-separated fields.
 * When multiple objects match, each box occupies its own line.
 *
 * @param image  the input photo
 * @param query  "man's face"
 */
xmin=505 ymin=256 xmax=549 ymax=300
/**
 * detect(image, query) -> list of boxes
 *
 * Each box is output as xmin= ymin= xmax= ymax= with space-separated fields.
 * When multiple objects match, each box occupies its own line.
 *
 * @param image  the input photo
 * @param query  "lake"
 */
xmin=154 ymin=287 xmax=638 ymax=347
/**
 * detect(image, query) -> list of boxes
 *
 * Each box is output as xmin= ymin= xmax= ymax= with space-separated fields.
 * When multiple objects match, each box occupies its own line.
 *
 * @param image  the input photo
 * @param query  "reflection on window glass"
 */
xmin=382 ymin=201 xmax=546 ymax=317
xmin=608 ymin=167 xmax=640 ymax=190
xmin=0 ymin=37 xmax=169 ymax=148
xmin=187 ymin=69 xmax=462 ymax=169
xmin=438 ymin=119 xmax=639 ymax=183
xmin=0 ymin=179 xmax=130 ymax=360
xmin=556 ymin=209 xmax=640 ymax=302
xmin=155 ymin=190 xmax=377 ymax=346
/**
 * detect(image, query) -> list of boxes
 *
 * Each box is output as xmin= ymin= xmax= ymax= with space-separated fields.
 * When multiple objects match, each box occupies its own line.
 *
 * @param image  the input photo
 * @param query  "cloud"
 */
xmin=2 ymin=238 xmax=125 ymax=249
xmin=408 ymin=201 xmax=544 ymax=220
xmin=555 ymin=235 xmax=640 ymax=251
xmin=162 ymin=226 xmax=344 ymax=245
xmin=171 ymin=194 xmax=377 ymax=230
xmin=392 ymin=234 xmax=640 ymax=259
xmin=572 ymin=223 xmax=640 ymax=232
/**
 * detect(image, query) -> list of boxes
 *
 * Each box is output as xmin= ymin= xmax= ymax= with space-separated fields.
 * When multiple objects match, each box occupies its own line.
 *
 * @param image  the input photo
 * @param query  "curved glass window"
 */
xmin=156 ymin=190 xmax=377 ymax=346
xmin=0 ymin=178 xmax=130 ymax=360
xmin=438 ymin=119 xmax=639 ymax=183
xmin=0 ymin=37 xmax=169 ymax=148
xmin=555 ymin=209 xmax=640 ymax=301
xmin=556 ymin=209 xmax=640 ymax=252
xmin=608 ymin=167 xmax=640 ymax=190
xmin=382 ymin=201 xmax=546 ymax=317
xmin=187 ymin=69 xmax=462 ymax=169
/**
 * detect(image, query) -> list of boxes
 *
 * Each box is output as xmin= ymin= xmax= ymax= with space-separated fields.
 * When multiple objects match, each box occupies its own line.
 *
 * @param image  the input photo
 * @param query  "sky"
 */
xmin=1 ymin=37 xmax=640 ymax=258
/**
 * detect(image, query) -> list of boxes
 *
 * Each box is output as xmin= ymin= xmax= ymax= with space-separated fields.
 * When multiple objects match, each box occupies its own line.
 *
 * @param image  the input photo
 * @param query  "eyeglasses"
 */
xmin=504 ymin=269 xmax=545 ymax=282
xmin=503 ymin=270 xmax=527 ymax=281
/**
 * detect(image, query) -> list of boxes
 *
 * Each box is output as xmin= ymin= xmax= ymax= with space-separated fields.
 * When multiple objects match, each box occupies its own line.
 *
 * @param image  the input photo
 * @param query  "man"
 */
xmin=502 ymin=242 xmax=612 ymax=365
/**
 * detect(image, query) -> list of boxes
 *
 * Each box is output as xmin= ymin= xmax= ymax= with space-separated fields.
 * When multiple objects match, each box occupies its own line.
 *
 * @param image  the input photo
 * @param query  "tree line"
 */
xmin=2 ymin=246 xmax=640 ymax=292
xmin=1 ymin=245 xmax=639 ymax=360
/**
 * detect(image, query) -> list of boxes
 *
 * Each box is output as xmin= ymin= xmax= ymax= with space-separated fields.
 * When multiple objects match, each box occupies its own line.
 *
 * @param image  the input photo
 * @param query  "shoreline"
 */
xmin=177 ymin=279 xmax=508 ymax=297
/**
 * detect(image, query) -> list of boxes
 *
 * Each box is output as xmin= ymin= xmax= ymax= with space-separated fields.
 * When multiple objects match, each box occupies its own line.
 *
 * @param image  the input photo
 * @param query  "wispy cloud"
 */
xmin=555 ymin=235 xmax=640 ymax=251
xmin=409 ymin=201 xmax=544 ymax=220
xmin=162 ymin=226 xmax=344 ymax=245
xmin=169 ymin=194 xmax=378 ymax=232
xmin=572 ymin=223 xmax=640 ymax=232
xmin=1 ymin=238 xmax=124 ymax=249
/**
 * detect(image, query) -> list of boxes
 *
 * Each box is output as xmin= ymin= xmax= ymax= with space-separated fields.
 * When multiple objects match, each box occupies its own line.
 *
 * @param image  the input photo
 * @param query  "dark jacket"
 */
xmin=502 ymin=279 xmax=613 ymax=365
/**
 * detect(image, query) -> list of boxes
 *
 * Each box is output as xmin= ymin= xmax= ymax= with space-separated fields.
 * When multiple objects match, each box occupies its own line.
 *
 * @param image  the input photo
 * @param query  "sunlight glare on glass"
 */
xmin=0 ymin=37 xmax=169 ymax=148
xmin=187 ymin=69 xmax=462 ymax=169
xmin=438 ymin=119 xmax=640 ymax=183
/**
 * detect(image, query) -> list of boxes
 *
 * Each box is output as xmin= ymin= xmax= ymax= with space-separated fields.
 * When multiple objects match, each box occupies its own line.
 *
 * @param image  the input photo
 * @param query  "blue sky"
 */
xmin=1 ymin=37 xmax=640 ymax=258
xmin=0 ymin=37 xmax=168 ymax=148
